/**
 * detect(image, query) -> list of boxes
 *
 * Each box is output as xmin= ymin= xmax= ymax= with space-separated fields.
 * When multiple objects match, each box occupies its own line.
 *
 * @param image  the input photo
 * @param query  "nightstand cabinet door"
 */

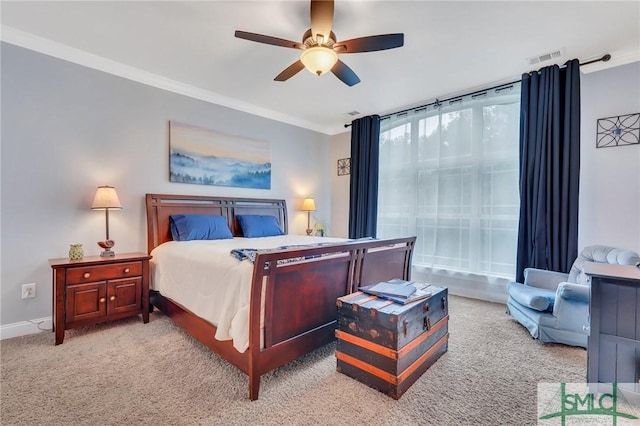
xmin=109 ymin=277 xmax=142 ymax=316
xmin=66 ymin=282 xmax=108 ymax=324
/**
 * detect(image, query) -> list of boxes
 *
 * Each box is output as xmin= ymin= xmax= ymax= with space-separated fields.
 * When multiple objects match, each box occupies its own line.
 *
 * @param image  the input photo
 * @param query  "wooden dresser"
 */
xmin=49 ymin=252 xmax=151 ymax=345
xmin=585 ymin=262 xmax=640 ymax=399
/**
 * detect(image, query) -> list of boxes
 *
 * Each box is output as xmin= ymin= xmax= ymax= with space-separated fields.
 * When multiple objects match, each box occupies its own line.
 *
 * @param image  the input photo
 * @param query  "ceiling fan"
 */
xmin=234 ymin=0 xmax=404 ymax=87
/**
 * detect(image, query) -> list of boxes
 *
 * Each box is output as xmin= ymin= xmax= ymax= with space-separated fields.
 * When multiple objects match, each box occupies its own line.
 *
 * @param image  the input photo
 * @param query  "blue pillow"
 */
xmin=169 ymin=215 xmax=233 ymax=241
xmin=236 ymin=215 xmax=284 ymax=238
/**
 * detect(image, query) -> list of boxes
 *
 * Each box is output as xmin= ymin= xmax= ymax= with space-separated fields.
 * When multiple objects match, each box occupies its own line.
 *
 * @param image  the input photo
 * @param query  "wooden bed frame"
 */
xmin=145 ymin=193 xmax=416 ymax=400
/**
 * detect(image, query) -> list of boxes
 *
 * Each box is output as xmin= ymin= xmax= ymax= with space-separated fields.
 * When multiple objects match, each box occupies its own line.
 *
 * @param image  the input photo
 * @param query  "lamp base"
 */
xmin=306 ymin=228 xmax=313 ymax=235
xmin=98 ymin=240 xmax=116 ymax=257
xmin=100 ymin=249 xmax=116 ymax=257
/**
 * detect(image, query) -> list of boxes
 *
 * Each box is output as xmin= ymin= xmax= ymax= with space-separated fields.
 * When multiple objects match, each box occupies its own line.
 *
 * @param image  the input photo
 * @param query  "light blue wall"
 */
xmin=0 ymin=43 xmax=332 ymax=326
xmin=579 ymin=61 xmax=640 ymax=253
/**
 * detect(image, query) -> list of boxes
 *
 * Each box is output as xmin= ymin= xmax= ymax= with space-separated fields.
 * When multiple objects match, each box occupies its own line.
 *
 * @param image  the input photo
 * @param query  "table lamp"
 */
xmin=302 ymin=197 xmax=316 ymax=236
xmin=91 ymin=185 xmax=122 ymax=257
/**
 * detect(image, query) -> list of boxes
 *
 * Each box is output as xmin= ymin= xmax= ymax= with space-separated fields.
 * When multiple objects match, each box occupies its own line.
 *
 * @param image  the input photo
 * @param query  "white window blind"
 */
xmin=377 ymin=85 xmax=521 ymax=280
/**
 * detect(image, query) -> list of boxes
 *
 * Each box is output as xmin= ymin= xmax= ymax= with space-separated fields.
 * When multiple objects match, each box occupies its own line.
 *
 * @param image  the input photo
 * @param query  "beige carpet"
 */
xmin=1 ymin=295 xmax=586 ymax=425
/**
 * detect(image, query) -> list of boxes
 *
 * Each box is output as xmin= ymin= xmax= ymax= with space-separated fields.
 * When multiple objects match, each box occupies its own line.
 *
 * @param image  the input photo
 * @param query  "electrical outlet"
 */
xmin=21 ymin=283 xmax=36 ymax=299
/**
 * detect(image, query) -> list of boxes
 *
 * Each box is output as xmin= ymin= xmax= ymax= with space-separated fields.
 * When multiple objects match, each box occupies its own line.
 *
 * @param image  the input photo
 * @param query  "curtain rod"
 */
xmin=344 ymin=54 xmax=611 ymax=128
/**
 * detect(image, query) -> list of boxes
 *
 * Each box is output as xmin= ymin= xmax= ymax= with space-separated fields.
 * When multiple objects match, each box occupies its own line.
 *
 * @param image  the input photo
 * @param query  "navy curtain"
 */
xmin=515 ymin=59 xmax=581 ymax=282
xmin=348 ymin=115 xmax=380 ymax=238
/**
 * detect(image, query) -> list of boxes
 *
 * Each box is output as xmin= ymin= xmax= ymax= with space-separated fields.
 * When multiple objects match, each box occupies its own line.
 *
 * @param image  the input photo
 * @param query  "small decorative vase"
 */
xmin=69 ymin=243 xmax=84 ymax=260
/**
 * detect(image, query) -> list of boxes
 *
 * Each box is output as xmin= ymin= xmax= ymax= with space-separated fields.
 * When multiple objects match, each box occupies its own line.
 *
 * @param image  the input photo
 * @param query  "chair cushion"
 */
xmin=508 ymin=283 xmax=556 ymax=312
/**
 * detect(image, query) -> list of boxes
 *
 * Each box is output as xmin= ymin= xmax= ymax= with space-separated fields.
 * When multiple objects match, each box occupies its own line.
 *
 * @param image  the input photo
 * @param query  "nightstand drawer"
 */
xmin=66 ymin=261 xmax=143 ymax=284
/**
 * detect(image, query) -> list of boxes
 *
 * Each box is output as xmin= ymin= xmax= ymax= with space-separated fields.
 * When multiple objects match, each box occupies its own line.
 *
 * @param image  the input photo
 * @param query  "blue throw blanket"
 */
xmin=229 ymin=248 xmax=262 ymax=263
xmin=230 ymin=242 xmax=340 ymax=264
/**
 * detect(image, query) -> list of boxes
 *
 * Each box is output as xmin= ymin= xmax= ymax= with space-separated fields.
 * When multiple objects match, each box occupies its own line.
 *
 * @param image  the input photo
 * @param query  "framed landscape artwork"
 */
xmin=169 ymin=121 xmax=271 ymax=189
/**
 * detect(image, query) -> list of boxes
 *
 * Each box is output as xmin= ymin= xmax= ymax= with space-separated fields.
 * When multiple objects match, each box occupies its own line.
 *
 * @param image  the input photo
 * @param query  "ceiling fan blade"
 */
xmin=310 ymin=0 xmax=334 ymax=43
xmin=274 ymin=60 xmax=306 ymax=82
xmin=331 ymin=60 xmax=361 ymax=87
xmin=334 ymin=34 xmax=404 ymax=53
xmin=235 ymin=30 xmax=303 ymax=49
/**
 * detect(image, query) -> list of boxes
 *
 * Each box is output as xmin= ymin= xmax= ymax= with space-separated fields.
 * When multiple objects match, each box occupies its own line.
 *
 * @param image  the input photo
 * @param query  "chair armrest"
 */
xmin=523 ymin=268 xmax=570 ymax=290
xmin=556 ymin=282 xmax=590 ymax=304
xmin=552 ymin=283 xmax=590 ymax=331
xmin=508 ymin=282 xmax=556 ymax=312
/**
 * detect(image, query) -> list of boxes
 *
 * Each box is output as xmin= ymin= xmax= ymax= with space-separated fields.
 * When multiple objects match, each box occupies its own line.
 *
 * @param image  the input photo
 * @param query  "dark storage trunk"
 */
xmin=335 ymin=285 xmax=448 ymax=399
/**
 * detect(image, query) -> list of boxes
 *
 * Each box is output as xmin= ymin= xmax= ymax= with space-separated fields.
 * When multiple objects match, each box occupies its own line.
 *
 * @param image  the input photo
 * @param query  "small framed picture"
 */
xmin=337 ymin=158 xmax=351 ymax=176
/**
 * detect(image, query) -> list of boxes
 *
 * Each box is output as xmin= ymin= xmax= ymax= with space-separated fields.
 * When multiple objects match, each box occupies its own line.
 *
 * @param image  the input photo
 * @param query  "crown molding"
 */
xmin=1 ymin=26 xmax=337 ymax=135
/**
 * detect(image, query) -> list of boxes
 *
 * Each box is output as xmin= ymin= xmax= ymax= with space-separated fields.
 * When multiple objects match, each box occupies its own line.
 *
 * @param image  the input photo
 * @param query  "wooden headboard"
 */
xmin=145 ymin=193 xmax=288 ymax=253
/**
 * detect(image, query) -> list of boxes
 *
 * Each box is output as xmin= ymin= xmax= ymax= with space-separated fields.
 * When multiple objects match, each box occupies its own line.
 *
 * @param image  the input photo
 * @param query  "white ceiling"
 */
xmin=2 ymin=1 xmax=639 ymax=135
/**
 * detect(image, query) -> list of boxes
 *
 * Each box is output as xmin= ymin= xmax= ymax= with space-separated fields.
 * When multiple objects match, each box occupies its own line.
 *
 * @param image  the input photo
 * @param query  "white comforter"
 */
xmin=150 ymin=235 xmax=346 ymax=353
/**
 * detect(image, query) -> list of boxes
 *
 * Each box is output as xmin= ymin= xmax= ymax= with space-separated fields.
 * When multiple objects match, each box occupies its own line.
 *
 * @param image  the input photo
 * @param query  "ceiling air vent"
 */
xmin=527 ymin=48 xmax=564 ymax=66
xmin=347 ymin=111 xmax=360 ymax=116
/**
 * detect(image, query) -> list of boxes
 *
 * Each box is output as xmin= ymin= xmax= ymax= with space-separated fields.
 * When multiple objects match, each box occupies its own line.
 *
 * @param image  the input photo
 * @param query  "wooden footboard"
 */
xmin=245 ymin=236 xmax=415 ymax=400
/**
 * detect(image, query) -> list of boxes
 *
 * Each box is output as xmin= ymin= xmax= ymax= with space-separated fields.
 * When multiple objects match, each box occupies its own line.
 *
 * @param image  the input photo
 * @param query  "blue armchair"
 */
xmin=507 ymin=245 xmax=640 ymax=348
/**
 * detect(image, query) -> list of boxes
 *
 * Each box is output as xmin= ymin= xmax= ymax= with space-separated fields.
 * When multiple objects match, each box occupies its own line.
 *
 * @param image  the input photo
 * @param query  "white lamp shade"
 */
xmin=300 ymin=47 xmax=338 ymax=76
xmin=91 ymin=186 xmax=122 ymax=210
xmin=302 ymin=197 xmax=316 ymax=211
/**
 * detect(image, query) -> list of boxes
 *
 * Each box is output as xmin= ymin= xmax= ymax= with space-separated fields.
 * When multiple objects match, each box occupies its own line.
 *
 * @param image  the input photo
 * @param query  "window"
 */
xmin=377 ymin=85 xmax=521 ymax=279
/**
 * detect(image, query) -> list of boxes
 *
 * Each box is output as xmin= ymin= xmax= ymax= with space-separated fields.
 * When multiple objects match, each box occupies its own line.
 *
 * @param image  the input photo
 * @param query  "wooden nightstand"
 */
xmin=49 ymin=252 xmax=151 ymax=345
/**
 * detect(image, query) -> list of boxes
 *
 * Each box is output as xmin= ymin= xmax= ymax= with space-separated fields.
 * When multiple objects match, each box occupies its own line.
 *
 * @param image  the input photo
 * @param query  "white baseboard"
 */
xmin=0 ymin=272 xmax=508 ymax=340
xmin=0 ymin=317 xmax=52 ymax=340
xmin=0 ymin=284 xmax=505 ymax=340
xmin=412 ymin=266 xmax=510 ymax=305
xmin=446 ymin=283 xmax=508 ymax=304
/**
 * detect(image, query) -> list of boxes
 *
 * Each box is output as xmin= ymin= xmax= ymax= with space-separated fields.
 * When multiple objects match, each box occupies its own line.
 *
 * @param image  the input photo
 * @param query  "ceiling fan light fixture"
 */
xmin=300 ymin=46 xmax=338 ymax=76
xmin=235 ymin=0 xmax=404 ymax=86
